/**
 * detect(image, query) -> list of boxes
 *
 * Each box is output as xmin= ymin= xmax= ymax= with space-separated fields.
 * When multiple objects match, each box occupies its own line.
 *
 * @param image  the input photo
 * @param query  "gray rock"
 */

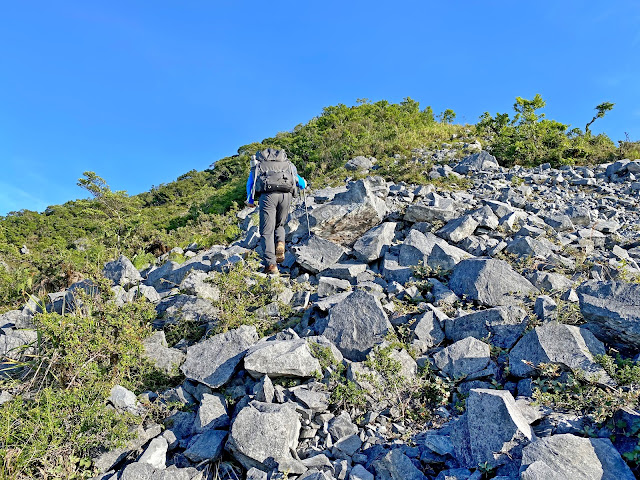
xmin=183 ymin=429 xmax=227 ymax=463
xmin=109 ymin=385 xmax=142 ymax=415
xmin=404 ymin=195 xmax=458 ymax=223
xmin=318 ymin=277 xmax=352 ymax=298
xmin=120 ymin=462 xmax=156 ymax=480
xmin=244 ymin=339 xmax=321 ymax=378
xmin=126 ymin=285 xmax=161 ymax=303
xmin=353 ymin=222 xmax=397 ymax=262
xmin=253 ymin=375 xmax=275 ymax=403
xmin=534 ymin=295 xmax=557 ymax=322
xmin=0 ymin=329 xmax=37 ymax=359
xmin=194 ymin=393 xmax=229 ymax=432
xmin=410 ymin=310 xmax=445 ymax=354
xmin=372 ymin=449 xmax=427 ymax=480
xmin=434 ymin=469 xmax=472 ymax=480
xmin=292 ymin=235 xmax=346 ymax=274
xmin=179 ymin=271 xmax=220 ymax=301
xmin=293 ymin=387 xmax=329 ymax=412
xmin=226 ymin=400 xmax=305 ymax=474
xmin=432 ymin=337 xmax=490 ymax=378
xmin=577 ymin=280 xmax=640 ymax=351
xmin=349 ymin=464 xmax=374 ymax=480
xmin=246 ymin=468 xmax=268 ymax=480
xmin=509 ymin=322 xmax=611 ymax=383
xmin=180 ymin=325 xmax=258 ymax=388
xmin=157 ymin=294 xmax=218 ymax=326
xmin=520 ymin=434 xmax=635 ymax=480
xmin=329 ymin=412 xmax=358 ymax=440
xmin=453 ymin=151 xmax=500 ymax=174
xmin=544 ymin=214 xmax=574 ymax=232
xmin=346 ymin=155 xmax=375 ymax=171
xmin=333 ymin=434 xmax=363 ymax=456
xmin=0 ymin=309 xmax=34 ymax=329
xmin=448 ymin=258 xmax=539 ymax=306
xmin=445 ymin=305 xmax=528 ymax=349
xmin=527 ymin=271 xmax=573 ymax=292
xmin=453 ymin=389 xmax=534 ymax=468
xmin=437 ymin=215 xmax=480 ymax=244
xmin=505 ymin=237 xmax=554 ymax=259
xmin=142 ymin=331 xmax=185 ymax=374
xmin=300 ymin=177 xmax=388 ymax=246
xmin=103 ymin=255 xmax=143 ymax=288
xmin=321 ymin=290 xmax=393 ymax=361
xmin=138 ymin=437 xmax=167 ymax=469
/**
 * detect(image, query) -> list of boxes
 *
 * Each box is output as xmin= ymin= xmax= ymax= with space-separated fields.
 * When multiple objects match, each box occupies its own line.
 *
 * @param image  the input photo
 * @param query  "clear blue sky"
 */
xmin=1 ymin=1 xmax=639 ymax=216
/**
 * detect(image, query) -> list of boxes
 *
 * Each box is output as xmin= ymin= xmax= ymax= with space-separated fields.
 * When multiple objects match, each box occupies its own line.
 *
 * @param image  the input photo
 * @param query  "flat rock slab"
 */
xmin=445 ymin=305 xmax=528 ymax=349
xmin=320 ymin=290 xmax=393 ymax=361
xmin=448 ymin=258 xmax=539 ymax=306
xmin=292 ymin=235 xmax=346 ymax=274
xmin=509 ymin=321 xmax=611 ymax=384
xmin=226 ymin=400 xmax=305 ymax=474
xmin=353 ymin=222 xmax=397 ymax=262
xmin=244 ymin=339 xmax=321 ymax=378
xmin=520 ymin=434 xmax=635 ymax=480
xmin=453 ymin=388 xmax=533 ymax=468
xmin=432 ymin=337 xmax=490 ymax=378
xmin=181 ymin=325 xmax=258 ymax=388
xmin=577 ymin=280 xmax=640 ymax=351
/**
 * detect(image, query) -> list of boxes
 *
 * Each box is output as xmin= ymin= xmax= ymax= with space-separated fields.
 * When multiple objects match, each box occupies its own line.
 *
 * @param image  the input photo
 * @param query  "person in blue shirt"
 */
xmin=246 ymin=148 xmax=306 ymax=274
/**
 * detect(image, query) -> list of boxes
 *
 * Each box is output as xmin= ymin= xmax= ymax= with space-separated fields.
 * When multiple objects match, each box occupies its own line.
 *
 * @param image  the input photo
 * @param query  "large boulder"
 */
xmin=436 ymin=215 xmax=480 ymax=244
xmin=509 ymin=322 xmax=611 ymax=384
xmin=448 ymin=258 xmax=539 ymax=306
xmin=244 ymin=339 xmax=321 ymax=378
xmin=577 ymin=281 xmax=640 ymax=351
xmin=142 ymin=331 xmax=185 ymax=374
xmin=453 ymin=389 xmax=534 ymax=468
xmin=399 ymin=230 xmax=471 ymax=270
xmin=352 ymin=222 xmax=397 ymax=262
xmin=453 ymin=151 xmax=500 ymax=174
xmin=432 ymin=337 xmax=491 ymax=378
xmin=181 ymin=325 xmax=258 ymax=388
xmin=320 ymin=290 xmax=393 ymax=361
xmin=226 ymin=401 xmax=305 ymax=474
xmin=404 ymin=193 xmax=458 ymax=223
xmin=520 ymin=434 xmax=635 ymax=480
xmin=299 ymin=177 xmax=388 ymax=246
xmin=445 ymin=305 xmax=528 ymax=349
xmin=103 ymin=255 xmax=142 ymax=288
xmin=292 ymin=235 xmax=346 ymax=274
xmin=372 ymin=448 xmax=427 ymax=480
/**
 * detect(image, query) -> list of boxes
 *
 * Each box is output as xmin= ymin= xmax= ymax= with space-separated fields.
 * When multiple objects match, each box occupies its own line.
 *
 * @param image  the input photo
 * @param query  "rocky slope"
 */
xmin=3 ymin=151 xmax=640 ymax=480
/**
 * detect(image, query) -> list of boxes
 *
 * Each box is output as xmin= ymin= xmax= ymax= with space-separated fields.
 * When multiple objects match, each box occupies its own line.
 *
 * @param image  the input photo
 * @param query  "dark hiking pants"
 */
xmin=259 ymin=192 xmax=292 ymax=267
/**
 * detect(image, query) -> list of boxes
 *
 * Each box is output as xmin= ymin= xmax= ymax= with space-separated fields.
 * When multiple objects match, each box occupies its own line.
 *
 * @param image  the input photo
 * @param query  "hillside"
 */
xmin=2 ymin=97 xmax=640 ymax=479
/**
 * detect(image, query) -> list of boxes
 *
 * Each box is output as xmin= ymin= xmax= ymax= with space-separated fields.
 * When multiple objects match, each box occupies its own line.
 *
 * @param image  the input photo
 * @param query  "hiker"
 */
xmin=246 ymin=148 xmax=307 ymax=274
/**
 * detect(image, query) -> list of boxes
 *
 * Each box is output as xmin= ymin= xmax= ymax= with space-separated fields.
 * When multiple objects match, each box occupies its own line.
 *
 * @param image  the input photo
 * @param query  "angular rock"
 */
xmin=508 ymin=322 xmax=611 ymax=383
xmin=372 ymin=449 xmax=427 ymax=480
xmin=345 ymin=155 xmax=375 ymax=171
xmin=448 ymin=258 xmax=539 ymax=306
xmin=453 ymin=389 xmax=534 ymax=468
xmin=138 ymin=437 xmax=168 ymax=469
xmin=183 ymin=429 xmax=227 ymax=463
xmin=320 ymin=290 xmax=393 ymax=361
xmin=353 ymin=222 xmax=397 ymax=262
xmin=433 ymin=337 xmax=490 ymax=378
xmin=528 ymin=271 xmax=573 ymax=292
xmin=103 ymin=255 xmax=143 ymax=288
xmin=253 ymin=375 xmax=275 ymax=403
xmin=244 ymin=339 xmax=321 ymax=378
xmin=292 ymin=235 xmax=346 ymax=274
xmin=410 ymin=310 xmax=445 ymax=354
xmin=109 ymin=385 xmax=142 ymax=415
xmin=577 ymin=280 xmax=640 ymax=351
xmin=142 ymin=331 xmax=185 ymax=374
xmin=520 ymin=434 xmax=635 ymax=480
xmin=329 ymin=412 xmax=358 ymax=440
xmin=301 ymin=177 xmax=388 ymax=246
xmin=437 ymin=215 xmax=479 ymax=244
xmin=181 ymin=325 xmax=258 ymax=388
xmin=445 ymin=305 xmax=528 ymax=349
xmin=453 ymin=151 xmax=500 ymax=174
xmin=226 ymin=401 xmax=305 ymax=474
xmin=194 ymin=393 xmax=229 ymax=433
xmin=157 ymin=295 xmax=217 ymax=326
xmin=0 ymin=329 xmax=37 ymax=359
xmin=534 ymin=295 xmax=557 ymax=322
xmin=317 ymin=277 xmax=352 ymax=298
xmin=404 ymin=194 xmax=458 ymax=223
xmin=179 ymin=271 xmax=220 ymax=301
xmin=349 ymin=464 xmax=374 ymax=480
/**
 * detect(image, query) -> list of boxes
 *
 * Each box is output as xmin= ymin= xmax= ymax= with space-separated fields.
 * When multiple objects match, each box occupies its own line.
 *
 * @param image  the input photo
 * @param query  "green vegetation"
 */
xmin=0 ymin=287 xmax=179 ymax=479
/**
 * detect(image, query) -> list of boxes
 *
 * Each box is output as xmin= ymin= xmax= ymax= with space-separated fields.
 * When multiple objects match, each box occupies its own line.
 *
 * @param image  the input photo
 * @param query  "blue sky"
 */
xmin=1 ymin=1 xmax=639 ymax=216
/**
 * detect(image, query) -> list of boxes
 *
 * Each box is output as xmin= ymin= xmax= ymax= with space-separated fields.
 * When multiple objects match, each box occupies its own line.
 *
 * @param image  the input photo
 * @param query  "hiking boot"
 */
xmin=275 ymin=241 xmax=286 ymax=263
xmin=263 ymin=264 xmax=279 ymax=275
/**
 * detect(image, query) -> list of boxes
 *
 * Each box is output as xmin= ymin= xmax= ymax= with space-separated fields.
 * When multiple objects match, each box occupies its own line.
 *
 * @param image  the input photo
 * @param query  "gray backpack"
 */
xmin=252 ymin=148 xmax=296 ymax=197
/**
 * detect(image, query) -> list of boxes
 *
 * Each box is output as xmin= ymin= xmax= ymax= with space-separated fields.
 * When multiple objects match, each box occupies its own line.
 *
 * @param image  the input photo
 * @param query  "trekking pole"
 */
xmin=303 ymin=188 xmax=311 ymax=238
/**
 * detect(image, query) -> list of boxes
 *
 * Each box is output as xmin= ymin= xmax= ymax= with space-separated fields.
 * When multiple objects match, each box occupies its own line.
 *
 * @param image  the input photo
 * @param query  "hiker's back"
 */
xmin=253 ymin=148 xmax=296 ymax=195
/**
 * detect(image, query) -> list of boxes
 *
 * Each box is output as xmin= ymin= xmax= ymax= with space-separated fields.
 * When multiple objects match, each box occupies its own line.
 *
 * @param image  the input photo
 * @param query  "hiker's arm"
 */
xmin=296 ymin=175 xmax=307 ymax=189
xmin=246 ymin=170 xmax=255 ymax=205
